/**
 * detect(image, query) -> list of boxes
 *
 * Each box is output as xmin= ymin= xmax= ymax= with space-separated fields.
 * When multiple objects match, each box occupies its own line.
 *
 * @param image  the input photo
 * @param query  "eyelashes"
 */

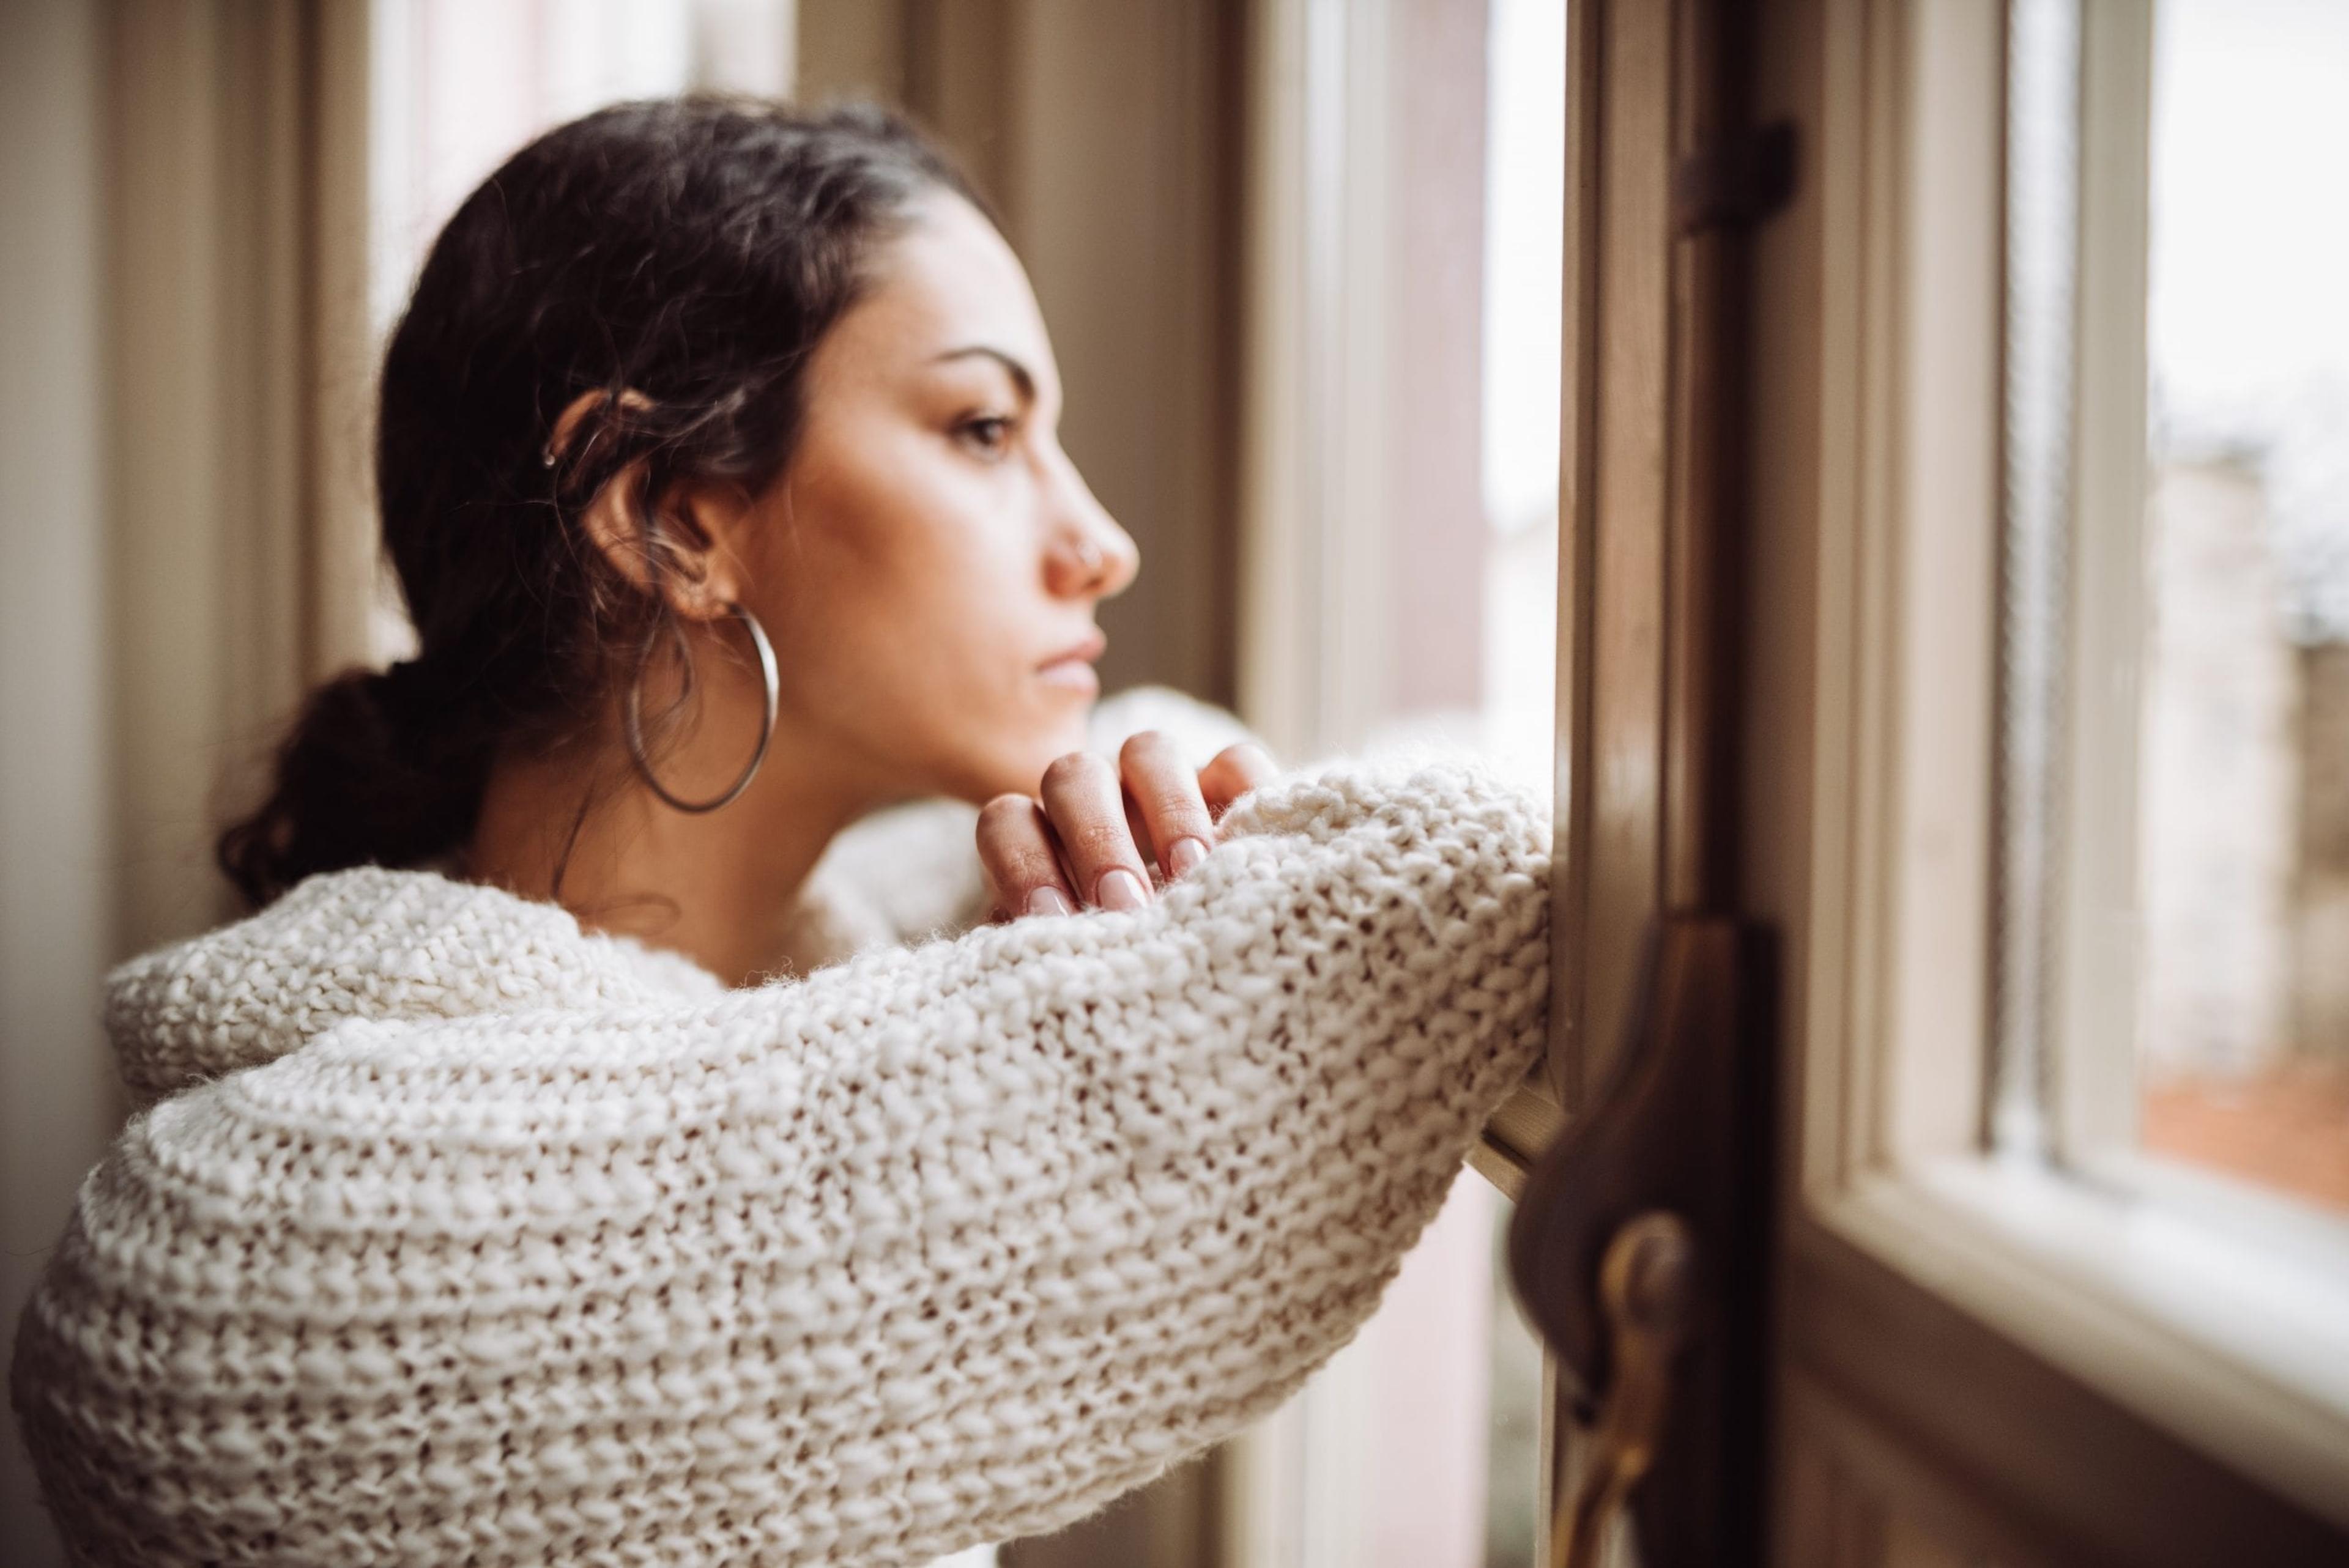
xmin=954 ymin=412 xmax=1019 ymax=460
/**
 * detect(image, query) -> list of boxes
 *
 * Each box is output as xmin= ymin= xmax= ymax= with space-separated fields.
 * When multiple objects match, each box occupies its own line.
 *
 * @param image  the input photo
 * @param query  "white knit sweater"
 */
xmin=10 ymin=701 xmax=1550 ymax=1568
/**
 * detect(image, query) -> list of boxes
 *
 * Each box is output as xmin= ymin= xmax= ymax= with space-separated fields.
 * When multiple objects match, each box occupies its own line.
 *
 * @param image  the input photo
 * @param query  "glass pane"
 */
xmin=2136 ymin=0 xmax=2349 ymax=1215
xmin=1480 ymin=3 xmax=1560 ymax=1555
xmin=1998 ymin=0 xmax=2349 ymax=1219
xmin=1284 ymin=0 xmax=1560 ymax=1556
xmin=1482 ymin=1194 xmax=1545 ymax=1568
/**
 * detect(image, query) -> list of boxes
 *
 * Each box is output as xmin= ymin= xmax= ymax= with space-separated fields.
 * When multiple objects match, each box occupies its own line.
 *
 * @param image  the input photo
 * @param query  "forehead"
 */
xmin=812 ymin=193 xmax=1056 ymax=392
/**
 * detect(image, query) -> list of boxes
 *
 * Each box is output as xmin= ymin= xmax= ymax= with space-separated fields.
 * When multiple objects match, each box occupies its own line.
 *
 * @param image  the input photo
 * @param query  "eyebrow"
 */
xmin=931 ymin=345 xmax=1037 ymax=404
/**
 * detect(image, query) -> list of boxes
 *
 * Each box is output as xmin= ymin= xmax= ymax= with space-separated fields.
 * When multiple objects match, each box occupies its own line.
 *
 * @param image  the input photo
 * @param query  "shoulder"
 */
xmin=102 ymin=865 xmax=722 ymax=1104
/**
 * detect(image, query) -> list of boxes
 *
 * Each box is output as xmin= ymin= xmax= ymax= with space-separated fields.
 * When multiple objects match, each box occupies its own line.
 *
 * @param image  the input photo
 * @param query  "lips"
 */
xmin=1037 ymin=629 xmax=1107 ymax=671
xmin=1037 ymin=629 xmax=1107 ymax=693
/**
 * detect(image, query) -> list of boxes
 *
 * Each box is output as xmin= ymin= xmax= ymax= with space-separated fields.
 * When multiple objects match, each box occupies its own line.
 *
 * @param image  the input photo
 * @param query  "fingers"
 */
xmin=981 ymin=734 xmax=1281 ymax=922
xmin=1039 ymin=751 xmax=1154 ymax=911
xmin=1198 ymin=741 xmax=1278 ymax=823
xmin=977 ymin=793 xmax=1077 ymax=919
xmin=1118 ymin=731 xmax=1217 ymax=882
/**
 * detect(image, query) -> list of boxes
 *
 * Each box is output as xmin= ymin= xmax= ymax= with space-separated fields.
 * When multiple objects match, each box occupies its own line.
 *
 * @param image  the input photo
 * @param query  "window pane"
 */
xmin=1477 ymin=5 xmax=1559 ymax=1561
xmin=1481 ymin=1196 xmax=1544 ymax=1568
xmin=2136 ymin=0 xmax=2349 ymax=1213
xmin=1998 ymin=0 xmax=2349 ymax=1218
xmin=1274 ymin=0 xmax=1560 ymax=1559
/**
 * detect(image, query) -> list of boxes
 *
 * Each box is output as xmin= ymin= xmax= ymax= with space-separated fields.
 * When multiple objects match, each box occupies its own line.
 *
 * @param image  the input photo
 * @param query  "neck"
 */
xmin=464 ymin=684 xmax=883 ymax=989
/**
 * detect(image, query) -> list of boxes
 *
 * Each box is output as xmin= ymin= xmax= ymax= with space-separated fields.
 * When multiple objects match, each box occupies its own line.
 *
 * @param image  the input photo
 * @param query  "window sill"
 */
xmin=1811 ymin=1155 xmax=2349 ymax=1531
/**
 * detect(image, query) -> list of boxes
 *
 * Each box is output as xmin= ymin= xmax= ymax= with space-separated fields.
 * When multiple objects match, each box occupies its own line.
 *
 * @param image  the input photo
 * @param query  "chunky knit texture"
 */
xmin=12 ymin=755 xmax=1549 ymax=1567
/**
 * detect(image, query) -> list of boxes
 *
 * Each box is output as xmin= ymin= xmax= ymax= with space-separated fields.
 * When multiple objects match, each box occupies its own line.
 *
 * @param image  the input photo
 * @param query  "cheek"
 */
xmin=812 ymin=483 xmax=1022 ymax=673
xmin=759 ymin=445 xmax=1071 ymax=787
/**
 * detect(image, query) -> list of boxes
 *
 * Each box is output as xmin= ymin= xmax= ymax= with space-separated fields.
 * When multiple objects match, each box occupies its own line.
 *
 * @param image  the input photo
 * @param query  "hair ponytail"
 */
xmin=218 ymin=660 xmax=494 ymax=907
xmin=214 ymin=99 xmax=979 ymax=908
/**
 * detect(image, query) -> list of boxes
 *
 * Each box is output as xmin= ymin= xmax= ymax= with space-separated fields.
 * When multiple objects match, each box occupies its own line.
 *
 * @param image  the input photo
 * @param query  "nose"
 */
xmin=1044 ymin=460 xmax=1140 ymax=601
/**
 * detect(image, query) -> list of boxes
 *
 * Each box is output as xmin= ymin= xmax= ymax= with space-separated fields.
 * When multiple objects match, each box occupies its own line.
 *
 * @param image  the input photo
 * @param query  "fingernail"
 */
xmin=1167 ymin=836 xmax=1209 ymax=877
xmin=1096 ymin=867 xmax=1150 ymax=910
xmin=1025 ymin=886 xmax=1074 ymax=917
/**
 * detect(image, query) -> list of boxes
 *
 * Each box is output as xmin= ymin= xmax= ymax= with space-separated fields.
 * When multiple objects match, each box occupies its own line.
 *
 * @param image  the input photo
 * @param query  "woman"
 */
xmin=10 ymin=100 xmax=1549 ymax=1567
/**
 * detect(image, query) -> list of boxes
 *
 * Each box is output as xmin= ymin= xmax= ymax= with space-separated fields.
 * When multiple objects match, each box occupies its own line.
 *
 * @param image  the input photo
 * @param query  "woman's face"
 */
xmin=735 ymin=191 xmax=1139 ymax=807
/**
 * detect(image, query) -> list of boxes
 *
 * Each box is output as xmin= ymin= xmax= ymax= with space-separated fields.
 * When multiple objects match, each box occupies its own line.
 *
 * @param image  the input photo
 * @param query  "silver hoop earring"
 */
xmin=623 ymin=602 xmax=779 ymax=813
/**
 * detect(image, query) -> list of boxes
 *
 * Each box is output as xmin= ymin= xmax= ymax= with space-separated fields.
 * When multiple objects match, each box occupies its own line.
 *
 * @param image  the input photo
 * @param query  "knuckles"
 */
xmin=1143 ymin=785 xmax=1209 ymax=822
xmin=1041 ymin=750 xmax=1114 ymax=794
xmin=976 ymin=793 xmax=1042 ymax=845
xmin=1064 ymin=819 xmax=1138 ymax=864
xmin=1118 ymin=730 xmax=1177 ymax=769
xmin=1123 ymin=732 xmax=1213 ymax=824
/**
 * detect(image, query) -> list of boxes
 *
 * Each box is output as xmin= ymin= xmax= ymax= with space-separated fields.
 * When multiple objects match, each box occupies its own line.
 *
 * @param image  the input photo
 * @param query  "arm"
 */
xmin=12 ymin=758 xmax=1548 ymax=1568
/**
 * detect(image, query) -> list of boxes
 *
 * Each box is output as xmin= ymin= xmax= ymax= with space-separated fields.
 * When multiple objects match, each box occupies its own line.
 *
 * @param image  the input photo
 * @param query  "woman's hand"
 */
xmin=978 ymin=733 xmax=1277 ymax=920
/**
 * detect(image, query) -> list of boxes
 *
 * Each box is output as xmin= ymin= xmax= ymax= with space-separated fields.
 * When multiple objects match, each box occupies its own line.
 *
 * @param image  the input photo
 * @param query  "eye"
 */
xmin=954 ymin=413 xmax=1017 ymax=460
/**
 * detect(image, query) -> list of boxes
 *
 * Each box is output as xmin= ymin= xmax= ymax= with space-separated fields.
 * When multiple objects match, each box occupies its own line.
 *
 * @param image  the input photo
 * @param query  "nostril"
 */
xmin=1050 ymin=534 xmax=1116 ymax=596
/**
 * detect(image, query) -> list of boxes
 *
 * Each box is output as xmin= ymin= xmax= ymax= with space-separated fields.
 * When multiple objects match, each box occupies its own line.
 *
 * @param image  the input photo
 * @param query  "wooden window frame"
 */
xmin=1758 ymin=0 xmax=2349 ymax=1559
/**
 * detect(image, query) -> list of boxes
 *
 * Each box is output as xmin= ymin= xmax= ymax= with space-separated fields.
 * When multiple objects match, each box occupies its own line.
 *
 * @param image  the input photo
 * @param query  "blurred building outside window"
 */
xmin=2133 ymin=0 xmax=2349 ymax=1215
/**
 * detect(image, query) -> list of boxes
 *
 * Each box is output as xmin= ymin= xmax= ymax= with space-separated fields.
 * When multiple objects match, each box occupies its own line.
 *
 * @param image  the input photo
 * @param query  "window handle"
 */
xmin=1549 ymin=1210 xmax=1697 ymax=1568
xmin=1508 ymin=915 xmax=1776 ymax=1567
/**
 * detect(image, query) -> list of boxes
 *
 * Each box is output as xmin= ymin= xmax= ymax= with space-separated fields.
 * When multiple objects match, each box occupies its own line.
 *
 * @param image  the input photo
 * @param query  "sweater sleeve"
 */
xmin=10 ymin=758 xmax=1550 ymax=1568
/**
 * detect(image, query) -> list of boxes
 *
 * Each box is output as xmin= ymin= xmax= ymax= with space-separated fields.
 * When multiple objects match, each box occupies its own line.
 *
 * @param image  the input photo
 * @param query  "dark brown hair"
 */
xmin=218 ymin=98 xmax=980 ymax=907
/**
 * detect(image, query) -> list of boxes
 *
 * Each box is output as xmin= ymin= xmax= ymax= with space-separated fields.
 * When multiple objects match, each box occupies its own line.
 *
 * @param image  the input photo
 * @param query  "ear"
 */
xmin=555 ymin=390 xmax=754 ymax=623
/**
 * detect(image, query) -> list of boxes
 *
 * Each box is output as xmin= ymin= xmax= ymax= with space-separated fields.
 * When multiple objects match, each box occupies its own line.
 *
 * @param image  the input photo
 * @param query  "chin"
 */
xmin=933 ymin=727 xmax=1080 ymax=805
xmin=1015 ymin=706 xmax=1096 ymax=784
